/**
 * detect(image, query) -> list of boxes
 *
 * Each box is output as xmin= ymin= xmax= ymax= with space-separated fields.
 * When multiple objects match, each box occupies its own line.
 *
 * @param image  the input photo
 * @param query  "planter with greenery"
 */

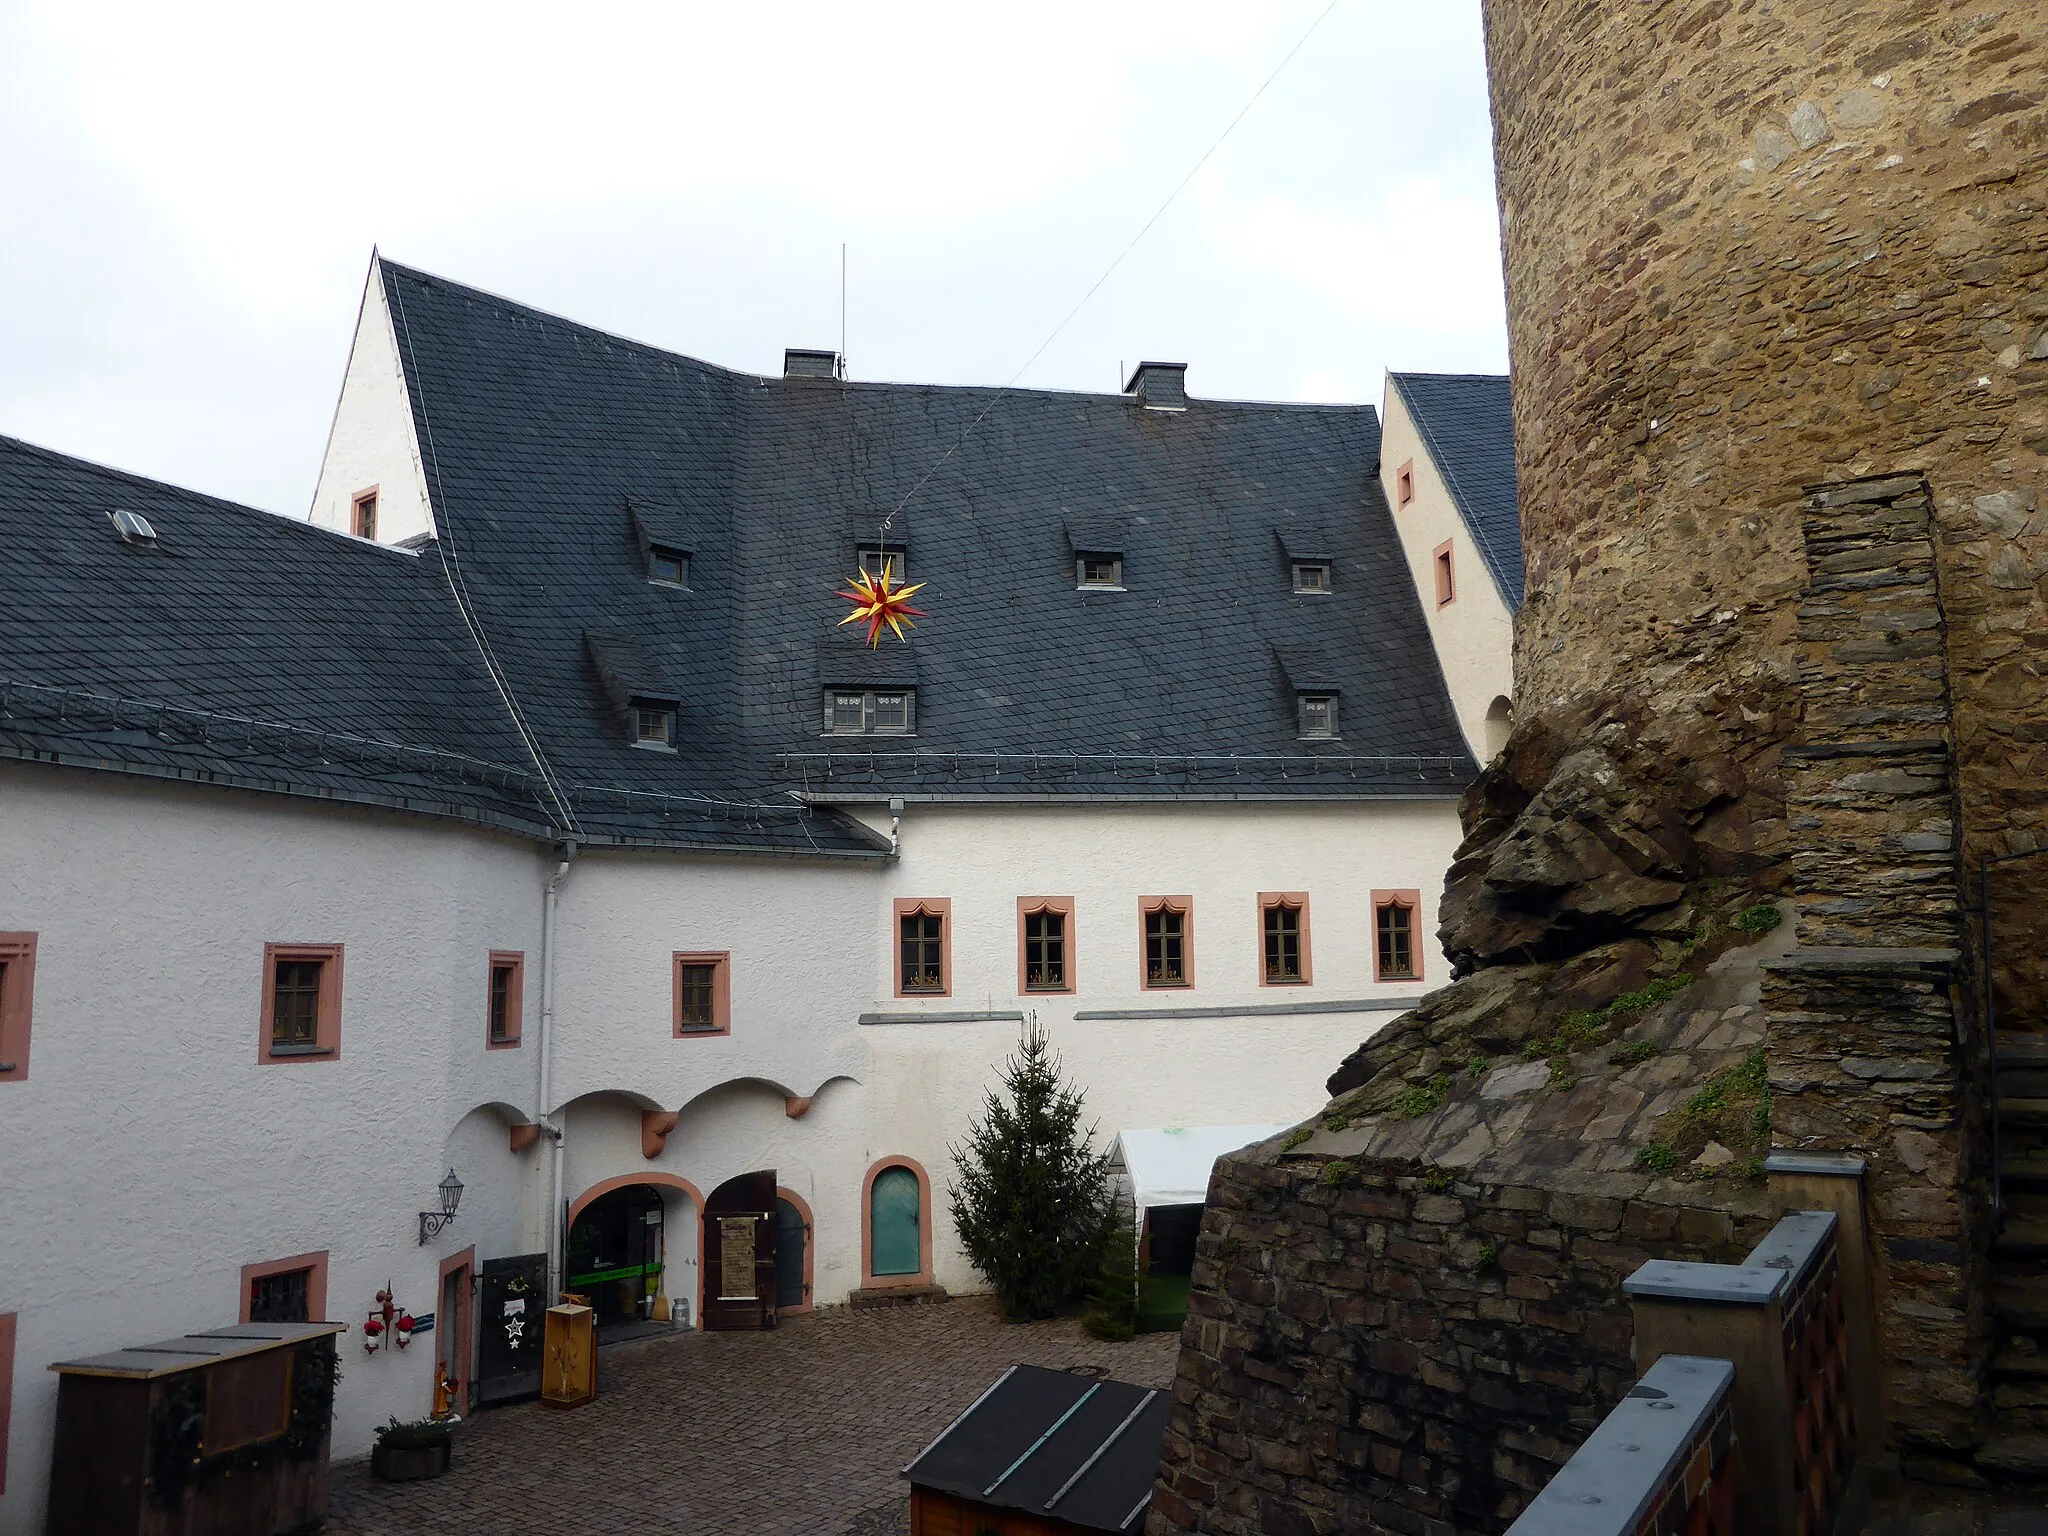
xmin=370 ymin=1416 xmax=455 ymax=1482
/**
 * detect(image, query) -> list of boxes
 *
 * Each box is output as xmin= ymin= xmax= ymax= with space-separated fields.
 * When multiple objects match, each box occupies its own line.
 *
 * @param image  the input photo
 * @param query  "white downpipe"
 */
xmin=538 ymin=842 xmax=577 ymax=1299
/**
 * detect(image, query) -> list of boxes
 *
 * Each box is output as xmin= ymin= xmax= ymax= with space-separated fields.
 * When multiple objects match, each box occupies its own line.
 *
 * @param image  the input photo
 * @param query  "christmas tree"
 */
xmin=948 ymin=1016 xmax=1115 ymax=1319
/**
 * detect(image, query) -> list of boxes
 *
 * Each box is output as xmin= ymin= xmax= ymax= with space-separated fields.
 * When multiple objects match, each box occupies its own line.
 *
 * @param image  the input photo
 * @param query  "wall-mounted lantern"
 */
xmin=418 ymin=1168 xmax=464 ymax=1246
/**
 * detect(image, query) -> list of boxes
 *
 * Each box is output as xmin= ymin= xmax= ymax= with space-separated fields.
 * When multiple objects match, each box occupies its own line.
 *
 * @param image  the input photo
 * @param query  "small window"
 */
xmin=1260 ymin=896 xmax=1310 ymax=986
xmin=1434 ymin=541 xmax=1456 ymax=607
xmin=631 ymin=702 xmax=676 ymax=750
xmin=672 ymin=952 xmax=732 ymax=1036
xmin=647 ymin=544 xmax=690 ymax=588
xmin=1019 ymin=899 xmax=1073 ymax=994
xmin=248 ymin=1266 xmax=312 ymax=1323
xmin=1396 ymin=461 xmax=1415 ymax=507
xmin=272 ymin=961 xmax=323 ymax=1049
xmin=1292 ymin=562 xmax=1332 ymax=594
xmin=487 ymin=951 xmax=524 ymax=1047
xmin=858 ymin=548 xmax=907 ymax=584
xmin=1076 ymin=554 xmax=1124 ymax=589
xmin=261 ymin=944 xmax=341 ymax=1062
xmin=824 ymin=689 xmax=915 ymax=736
xmin=352 ymin=490 xmax=378 ymax=540
xmin=1376 ymin=900 xmax=1418 ymax=981
xmin=0 ymin=934 xmax=37 ymax=1082
xmin=897 ymin=901 xmax=949 ymax=996
xmin=1142 ymin=900 xmax=1191 ymax=989
xmin=1299 ymin=694 xmax=1338 ymax=740
xmin=110 ymin=508 xmax=158 ymax=545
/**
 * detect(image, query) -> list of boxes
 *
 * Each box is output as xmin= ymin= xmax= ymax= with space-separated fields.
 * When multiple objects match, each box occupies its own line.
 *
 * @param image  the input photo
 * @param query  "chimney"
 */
xmin=784 ymin=348 xmax=843 ymax=380
xmin=1124 ymin=361 xmax=1188 ymax=411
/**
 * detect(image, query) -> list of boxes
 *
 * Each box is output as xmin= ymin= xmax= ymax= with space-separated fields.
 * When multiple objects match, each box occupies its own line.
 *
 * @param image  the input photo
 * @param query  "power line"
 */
xmin=878 ymin=0 xmax=1343 ymax=536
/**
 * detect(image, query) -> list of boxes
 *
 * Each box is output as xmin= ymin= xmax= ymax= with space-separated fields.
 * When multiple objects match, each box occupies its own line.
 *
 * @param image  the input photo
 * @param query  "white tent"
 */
xmin=1109 ymin=1124 xmax=1291 ymax=1213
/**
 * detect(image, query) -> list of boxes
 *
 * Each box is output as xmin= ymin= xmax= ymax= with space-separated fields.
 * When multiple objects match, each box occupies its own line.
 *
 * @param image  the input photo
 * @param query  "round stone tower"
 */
xmin=1477 ymin=2 xmax=2047 ymax=985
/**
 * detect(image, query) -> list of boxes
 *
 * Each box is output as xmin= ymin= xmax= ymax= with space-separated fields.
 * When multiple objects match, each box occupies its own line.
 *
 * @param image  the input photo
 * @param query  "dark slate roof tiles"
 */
xmin=379 ymin=260 xmax=1473 ymax=802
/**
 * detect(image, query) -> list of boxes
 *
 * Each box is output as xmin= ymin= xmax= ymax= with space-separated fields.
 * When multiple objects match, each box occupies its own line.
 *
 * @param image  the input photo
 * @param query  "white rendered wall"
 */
xmin=307 ymin=258 xmax=436 ymax=545
xmin=0 ymin=772 xmax=1462 ymax=1530
xmin=0 ymin=767 xmax=546 ymax=1536
xmin=1378 ymin=381 xmax=1516 ymax=763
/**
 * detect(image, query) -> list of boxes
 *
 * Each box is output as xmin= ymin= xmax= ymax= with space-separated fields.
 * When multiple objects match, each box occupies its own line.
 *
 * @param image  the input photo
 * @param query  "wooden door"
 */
xmin=476 ymin=1253 xmax=547 ymax=1406
xmin=701 ymin=1170 xmax=778 ymax=1330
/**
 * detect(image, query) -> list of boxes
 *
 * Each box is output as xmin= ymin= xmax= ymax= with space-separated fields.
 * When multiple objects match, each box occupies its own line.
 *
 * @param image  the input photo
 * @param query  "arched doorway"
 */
xmin=862 ymin=1156 xmax=933 ymax=1289
xmin=702 ymin=1171 xmax=778 ymax=1330
xmin=565 ymin=1184 xmax=668 ymax=1335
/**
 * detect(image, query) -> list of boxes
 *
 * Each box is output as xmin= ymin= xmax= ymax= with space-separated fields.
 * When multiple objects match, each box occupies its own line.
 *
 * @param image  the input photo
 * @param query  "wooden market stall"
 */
xmin=46 ymin=1321 xmax=343 ymax=1536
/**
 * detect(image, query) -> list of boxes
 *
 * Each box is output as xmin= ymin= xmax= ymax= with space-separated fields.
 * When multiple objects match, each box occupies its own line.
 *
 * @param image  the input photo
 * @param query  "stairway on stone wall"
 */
xmin=1984 ymin=1032 xmax=2048 ymax=1478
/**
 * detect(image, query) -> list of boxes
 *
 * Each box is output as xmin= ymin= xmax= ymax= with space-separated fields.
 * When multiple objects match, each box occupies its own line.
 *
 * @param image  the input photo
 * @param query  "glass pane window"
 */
xmin=858 ymin=548 xmax=907 ymax=584
xmin=489 ymin=965 xmax=515 ymax=1041
xmin=632 ymin=705 xmax=674 ymax=747
xmin=1299 ymin=695 xmax=1338 ymax=740
xmin=900 ymin=911 xmax=945 ymax=993
xmin=678 ymin=964 xmax=717 ymax=1028
xmin=272 ymin=961 xmax=322 ymax=1046
xmin=647 ymin=545 xmax=689 ymax=586
xmin=1377 ymin=903 xmax=1416 ymax=980
xmin=249 ymin=1267 xmax=311 ymax=1324
xmin=1076 ymin=554 xmax=1123 ymax=588
xmin=1292 ymin=562 xmax=1332 ymax=594
xmin=824 ymin=690 xmax=915 ymax=736
xmin=353 ymin=495 xmax=377 ymax=540
xmin=1263 ymin=904 xmax=1304 ymax=984
xmin=872 ymin=693 xmax=910 ymax=733
xmin=1145 ymin=906 xmax=1187 ymax=986
xmin=1024 ymin=908 xmax=1067 ymax=991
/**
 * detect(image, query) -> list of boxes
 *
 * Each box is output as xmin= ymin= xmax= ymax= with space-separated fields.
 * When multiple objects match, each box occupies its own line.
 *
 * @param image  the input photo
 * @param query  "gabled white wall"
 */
xmin=1379 ymin=380 xmax=1516 ymax=763
xmin=308 ymin=258 xmax=436 ymax=545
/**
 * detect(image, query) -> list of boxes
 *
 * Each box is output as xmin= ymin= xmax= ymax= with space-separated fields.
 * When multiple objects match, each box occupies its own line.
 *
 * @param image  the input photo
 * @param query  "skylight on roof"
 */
xmin=108 ymin=509 xmax=157 ymax=545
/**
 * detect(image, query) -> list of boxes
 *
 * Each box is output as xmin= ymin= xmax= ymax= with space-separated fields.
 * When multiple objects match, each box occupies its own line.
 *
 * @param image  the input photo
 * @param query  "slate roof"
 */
xmin=1390 ymin=372 xmax=1524 ymax=613
xmin=0 ymin=435 xmax=883 ymax=853
xmin=379 ymin=260 xmax=1475 ymax=806
xmin=902 ymin=1364 xmax=1171 ymax=1533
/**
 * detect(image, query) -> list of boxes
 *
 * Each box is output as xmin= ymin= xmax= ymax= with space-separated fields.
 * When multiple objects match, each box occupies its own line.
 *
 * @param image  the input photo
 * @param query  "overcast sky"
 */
xmin=0 ymin=1 xmax=1507 ymax=517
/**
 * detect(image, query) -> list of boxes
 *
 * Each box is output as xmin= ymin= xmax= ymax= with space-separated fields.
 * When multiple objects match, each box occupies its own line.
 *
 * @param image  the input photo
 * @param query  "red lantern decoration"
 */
xmin=362 ymin=1314 xmax=385 ymax=1354
xmin=396 ymin=1312 xmax=416 ymax=1349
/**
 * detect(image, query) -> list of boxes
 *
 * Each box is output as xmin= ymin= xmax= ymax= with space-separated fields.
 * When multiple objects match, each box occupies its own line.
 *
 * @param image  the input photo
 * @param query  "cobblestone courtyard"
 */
xmin=324 ymin=1299 xmax=1180 ymax=1535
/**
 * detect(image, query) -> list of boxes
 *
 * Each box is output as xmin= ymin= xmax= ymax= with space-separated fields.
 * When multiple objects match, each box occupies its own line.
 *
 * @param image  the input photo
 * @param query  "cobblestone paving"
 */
xmin=325 ymin=1299 xmax=1180 ymax=1535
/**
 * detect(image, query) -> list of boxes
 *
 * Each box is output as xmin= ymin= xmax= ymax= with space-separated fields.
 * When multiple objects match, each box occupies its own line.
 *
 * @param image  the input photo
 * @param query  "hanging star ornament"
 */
xmin=835 ymin=560 xmax=927 ymax=648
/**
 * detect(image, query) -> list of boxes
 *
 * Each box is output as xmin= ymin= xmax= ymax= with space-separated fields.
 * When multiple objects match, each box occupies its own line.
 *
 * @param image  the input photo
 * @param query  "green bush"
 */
xmin=1082 ymin=1216 xmax=1139 ymax=1340
xmin=1733 ymin=903 xmax=1783 ymax=934
xmin=1635 ymin=1143 xmax=1678 ymax=1172
xmin=1421 ymin=1170 xmax=1454 ymax=1194
xmin=1280 ymin=1126 xmax=1312 ymax=1152
xmin=1390 ymin=1073 xmax=1453 ymax=1120
xmin=374 ymin=1416 xmax=454 ymax=1451
xmin=1466 ymin=1055 xmax=1490 ymax=1077
xmin=1610 ymin=1039 xmax=1658 ymax=1065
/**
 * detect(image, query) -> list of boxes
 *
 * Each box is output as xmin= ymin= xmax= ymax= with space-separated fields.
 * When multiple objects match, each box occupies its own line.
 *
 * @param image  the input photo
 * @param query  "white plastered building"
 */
xmin=0 ymin=262 xmax=1514 ymax=1532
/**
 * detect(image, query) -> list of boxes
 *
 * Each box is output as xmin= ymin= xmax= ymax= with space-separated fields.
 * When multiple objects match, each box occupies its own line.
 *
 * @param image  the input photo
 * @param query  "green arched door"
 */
xmin=870 ymin=1166 xmax=921 ymax=1277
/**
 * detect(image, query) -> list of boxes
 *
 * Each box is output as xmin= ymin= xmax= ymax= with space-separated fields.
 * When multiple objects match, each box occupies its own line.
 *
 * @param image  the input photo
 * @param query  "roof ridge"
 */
xmin=0 ymin=433 xmax=423 ymax=562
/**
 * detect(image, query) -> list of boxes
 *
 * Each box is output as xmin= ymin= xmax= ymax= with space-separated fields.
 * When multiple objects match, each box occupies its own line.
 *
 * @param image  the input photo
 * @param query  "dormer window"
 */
xmin=1076 ymin=554 xmax=1123 ymax=590
xmin=1292 ymin=562 xmax=1332 ymax=594
xmin=858 ymin=548 xmax=907 ymax=584
xmin=109 ymin=508 xmax=158 ymax=546
xmin=647 ymin=544 xmax=690 ymax=588
xmin=825 ymin=689 xmax=915 ymax=736
xmin=631 ymin=701 xmax=677 ymax=750
xmin=1298 ymin=694 xmax=1338 ymax=740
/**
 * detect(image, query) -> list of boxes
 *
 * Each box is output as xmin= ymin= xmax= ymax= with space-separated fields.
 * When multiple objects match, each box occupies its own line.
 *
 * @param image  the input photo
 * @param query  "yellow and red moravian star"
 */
xmin=836 ymin=561 xmax=927 ymax=648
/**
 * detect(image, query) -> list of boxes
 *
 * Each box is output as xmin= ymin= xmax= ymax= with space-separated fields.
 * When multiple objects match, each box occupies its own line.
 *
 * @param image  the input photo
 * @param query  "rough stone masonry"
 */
xmin=1150 ymin=4 xmax=2048 ymax=1531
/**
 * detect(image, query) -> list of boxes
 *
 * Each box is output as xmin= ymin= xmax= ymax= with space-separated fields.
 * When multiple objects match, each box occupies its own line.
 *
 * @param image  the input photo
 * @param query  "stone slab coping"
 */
xmin=1503 ymin=1354 xmax=1736 ymax=1536
xmin=1073 ymin=996 xmax=1416 ymax=1022
xmin=1765 ymin=1151 xmax=1867 ymax=1177
xmin=1623 ymin=1259 xmax=1789 ymax=1306
xmin=858 ymin=1009 xmax=1028 ymax=1026
xmin=1779 ymin=738 xmax=1948 ymax=762
xmin=1761 ymin=946 xmax=1959 ymax=974
xmin=1746 ymin=1209 xmax=1836 ymax=1286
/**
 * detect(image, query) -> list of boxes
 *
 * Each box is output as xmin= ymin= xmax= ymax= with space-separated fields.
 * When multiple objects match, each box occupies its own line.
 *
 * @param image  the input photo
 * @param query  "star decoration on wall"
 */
xmin=836 ymin=561 xmax=927 ymax=648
